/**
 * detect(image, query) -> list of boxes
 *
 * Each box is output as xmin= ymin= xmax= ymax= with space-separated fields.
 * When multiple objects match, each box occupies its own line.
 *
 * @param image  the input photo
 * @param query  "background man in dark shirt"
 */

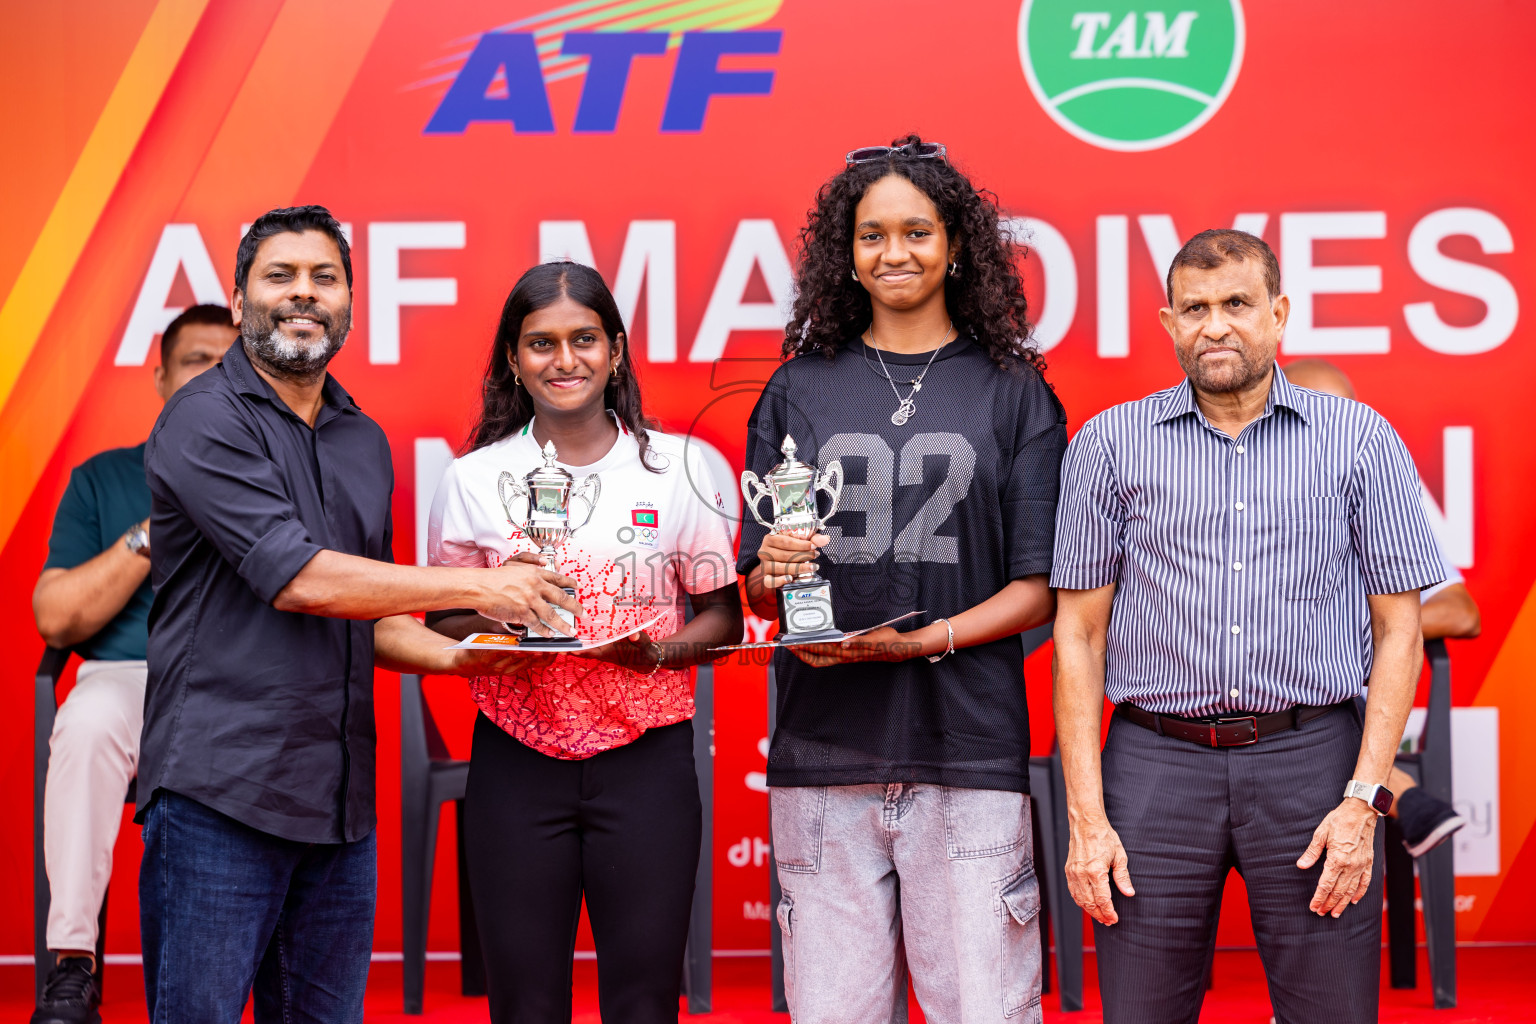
xmin=31 ymin=304 xmax=232 ymax=1024
xmin=139 ymin=206 xmax=581 ymax=1024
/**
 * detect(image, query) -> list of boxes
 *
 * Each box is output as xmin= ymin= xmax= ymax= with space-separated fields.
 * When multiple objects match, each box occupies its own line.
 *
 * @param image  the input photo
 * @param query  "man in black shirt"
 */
xmin=31 ymin=305 xmax=230 ymax=1024
xmin=140 ymin=206 xmax=581 ymax=1023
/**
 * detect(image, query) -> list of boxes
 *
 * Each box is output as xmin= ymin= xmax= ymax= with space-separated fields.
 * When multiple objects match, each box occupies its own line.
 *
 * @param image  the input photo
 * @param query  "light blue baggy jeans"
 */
xmin=771 ymin=783 xmax=1042 ymax=1024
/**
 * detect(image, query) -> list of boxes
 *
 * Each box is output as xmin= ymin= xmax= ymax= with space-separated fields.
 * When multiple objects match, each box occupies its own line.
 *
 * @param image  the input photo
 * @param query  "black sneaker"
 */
xmin=1398 ymin=787 xmax=1468 ymax=858
xmin=30 ymin=956 xmax=100 ymax=1024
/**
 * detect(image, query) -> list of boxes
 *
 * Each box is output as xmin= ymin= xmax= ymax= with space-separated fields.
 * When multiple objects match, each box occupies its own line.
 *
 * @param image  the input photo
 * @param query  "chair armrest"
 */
xmin=1417 ymin=639 xmax=1453 ymax=805
xmin=1020 ymin=621 xmax=1054 ymax=660
xmin=36 ymin=647 xmax=70 ymax=742
xmin=36 ymin=646 xmax=69 ymax=692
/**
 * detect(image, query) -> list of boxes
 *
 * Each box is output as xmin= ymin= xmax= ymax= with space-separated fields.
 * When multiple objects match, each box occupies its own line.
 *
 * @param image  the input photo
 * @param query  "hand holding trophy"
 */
xmin=742 ymin=434 xmax=846 ymax=643
xmin=497 ymin=440 xmax=601 ymax=648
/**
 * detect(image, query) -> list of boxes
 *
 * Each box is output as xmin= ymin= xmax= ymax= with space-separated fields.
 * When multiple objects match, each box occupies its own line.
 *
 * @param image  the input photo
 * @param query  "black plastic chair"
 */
xmin=1019 ymin=622 xmax=1084 ymax=1013
xmin=680 ymin=659 xmax=715 ymax=1013
xmin=1383 ymin=638 xmax=1457 ymax=1008
xmin=400 ymin=660 xmax=717 ymax=1014
xmin=766 ymin=621 xmax=1082 ymax=1012
xmin=33 ymin=645 xmax=136 ymax=1001
xmin=399 ymin=673 xmax=486 ymax=1015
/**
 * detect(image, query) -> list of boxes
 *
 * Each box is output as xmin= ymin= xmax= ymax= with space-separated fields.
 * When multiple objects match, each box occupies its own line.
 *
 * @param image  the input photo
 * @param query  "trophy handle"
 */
xmin=815 ymin=458 xmax=844 ymax=527
xmin=497 ymin=471 xmax=530 ymax=528
xmin=740 ymin=471 xmax=776 ymax=530
xmin=569 ymin=473 xmax=602 ymax=532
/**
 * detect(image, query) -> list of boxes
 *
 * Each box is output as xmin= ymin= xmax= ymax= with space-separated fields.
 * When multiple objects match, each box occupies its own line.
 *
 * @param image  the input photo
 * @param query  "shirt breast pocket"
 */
xmin=1283 ymin=496 xmax=1349 ymax=599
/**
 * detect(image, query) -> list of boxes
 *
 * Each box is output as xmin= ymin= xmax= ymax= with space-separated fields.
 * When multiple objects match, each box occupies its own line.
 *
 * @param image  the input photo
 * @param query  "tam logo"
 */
xmin=426 ymin=30 xmax=781 ymax=135
xmin=1019 ymin=1 xmax=1244 ymax=151
xmin=1068 ymin=11 xmax=1199 ymax=57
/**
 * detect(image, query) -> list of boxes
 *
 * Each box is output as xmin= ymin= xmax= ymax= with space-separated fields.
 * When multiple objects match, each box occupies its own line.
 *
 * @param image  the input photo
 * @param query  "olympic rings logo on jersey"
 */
xmin=617 ymin=525 xmax=661 ymax=549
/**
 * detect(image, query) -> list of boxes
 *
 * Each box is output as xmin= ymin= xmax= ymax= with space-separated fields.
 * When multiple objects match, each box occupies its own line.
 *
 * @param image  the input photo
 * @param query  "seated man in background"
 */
xmin=30 ymin=305 xmax=235 ymax=1024
xmin=1284 ymin=357 xmax=1475 ymax=856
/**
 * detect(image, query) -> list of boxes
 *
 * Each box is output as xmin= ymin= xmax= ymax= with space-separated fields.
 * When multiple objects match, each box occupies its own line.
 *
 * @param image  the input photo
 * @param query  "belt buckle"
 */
xmin=1211 ymin=715 xmax=1259 ymax=747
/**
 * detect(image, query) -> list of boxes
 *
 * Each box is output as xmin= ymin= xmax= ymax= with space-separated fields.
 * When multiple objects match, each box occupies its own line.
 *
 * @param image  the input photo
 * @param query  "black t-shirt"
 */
xmin=42 ymin=443 xmax=152 ymax=662
xmin=737 ymin=338 xmax=1068 ymax=793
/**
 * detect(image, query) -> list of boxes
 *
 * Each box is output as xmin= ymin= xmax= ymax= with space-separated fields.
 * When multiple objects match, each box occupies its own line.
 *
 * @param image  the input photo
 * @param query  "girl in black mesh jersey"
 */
xmin=737 ymin=135 xmax=1067 ymax=1023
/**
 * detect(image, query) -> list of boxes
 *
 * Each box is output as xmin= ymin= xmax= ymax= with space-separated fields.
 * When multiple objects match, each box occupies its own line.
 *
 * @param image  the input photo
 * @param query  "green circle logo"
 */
xmin=1018 ymin=0 xmax=1245 ymax=151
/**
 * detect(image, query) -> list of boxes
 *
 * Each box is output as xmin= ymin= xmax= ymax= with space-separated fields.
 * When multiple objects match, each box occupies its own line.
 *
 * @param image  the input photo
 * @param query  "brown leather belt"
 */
xmin=1115 ymin=700 xmax=1352 ymax=748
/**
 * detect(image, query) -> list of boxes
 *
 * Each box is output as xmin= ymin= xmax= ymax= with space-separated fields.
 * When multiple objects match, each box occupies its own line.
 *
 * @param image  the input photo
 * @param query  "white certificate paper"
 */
xmin=709 ymin=611 xmax=925 ymax=652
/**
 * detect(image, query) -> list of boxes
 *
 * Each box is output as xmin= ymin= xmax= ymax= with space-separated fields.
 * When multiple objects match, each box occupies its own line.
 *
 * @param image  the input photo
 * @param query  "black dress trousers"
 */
xmin=1094 ymin=705 xmax=1384 ymax=1024
xmin=463 ymin=714 xmax=702 ymax=1024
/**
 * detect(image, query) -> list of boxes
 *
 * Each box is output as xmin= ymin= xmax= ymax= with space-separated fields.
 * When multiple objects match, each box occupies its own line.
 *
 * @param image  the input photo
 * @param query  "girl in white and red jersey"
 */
xmin=427 ymin=261 xmax=741 ymax=1023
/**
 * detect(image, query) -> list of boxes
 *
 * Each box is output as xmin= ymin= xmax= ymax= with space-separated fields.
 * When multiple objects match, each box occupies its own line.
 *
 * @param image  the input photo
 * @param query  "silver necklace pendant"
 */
xmin=864 ymin=321 xmax=951 ymax=429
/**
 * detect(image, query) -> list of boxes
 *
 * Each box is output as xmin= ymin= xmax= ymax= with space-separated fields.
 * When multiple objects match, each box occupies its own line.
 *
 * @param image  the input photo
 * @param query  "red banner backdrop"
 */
xmin=3 ymin=0 xmax=1533 ymax=960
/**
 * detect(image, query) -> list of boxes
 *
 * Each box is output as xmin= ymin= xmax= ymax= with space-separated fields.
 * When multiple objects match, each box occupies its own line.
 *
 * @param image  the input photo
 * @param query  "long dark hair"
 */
xmin=465 ymin=262 xmax=661 ymax=471
xmin=784 ymin=134 xmax=1044 ymax=375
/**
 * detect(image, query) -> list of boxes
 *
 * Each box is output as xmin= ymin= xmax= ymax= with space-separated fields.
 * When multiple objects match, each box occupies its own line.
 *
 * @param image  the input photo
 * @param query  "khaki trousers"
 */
xmin=44 ymin=659 xmax=145 ymax=951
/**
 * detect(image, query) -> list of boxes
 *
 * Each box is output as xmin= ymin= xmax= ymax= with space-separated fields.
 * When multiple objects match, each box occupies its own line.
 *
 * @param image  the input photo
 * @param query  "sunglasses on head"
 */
xmin=845 ymin=142 xmax=948 ymax=167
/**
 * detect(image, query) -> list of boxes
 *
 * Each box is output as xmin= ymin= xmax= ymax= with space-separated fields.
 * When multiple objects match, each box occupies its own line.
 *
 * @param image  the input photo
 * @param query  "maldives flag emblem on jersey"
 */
xmin=632 ymin=510 xmax=659 ymax=527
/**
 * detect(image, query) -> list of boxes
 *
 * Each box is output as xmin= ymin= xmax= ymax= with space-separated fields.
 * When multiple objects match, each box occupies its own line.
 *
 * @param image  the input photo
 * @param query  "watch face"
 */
xmin=1371 ymin=786 xmax=1394 ymax=816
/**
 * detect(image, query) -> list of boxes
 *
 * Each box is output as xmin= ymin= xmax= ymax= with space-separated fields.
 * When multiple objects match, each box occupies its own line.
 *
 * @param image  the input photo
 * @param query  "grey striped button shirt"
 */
xmin=1050 ymin=367 xmax=1443 ymax=716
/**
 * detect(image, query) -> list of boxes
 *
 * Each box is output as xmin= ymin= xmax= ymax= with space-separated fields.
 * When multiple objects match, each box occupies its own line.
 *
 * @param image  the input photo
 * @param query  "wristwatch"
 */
xmin=124 ymin=523 xmax=150 ymax=558
xmin=1343 ymin=779 xmax=1394 ymax=816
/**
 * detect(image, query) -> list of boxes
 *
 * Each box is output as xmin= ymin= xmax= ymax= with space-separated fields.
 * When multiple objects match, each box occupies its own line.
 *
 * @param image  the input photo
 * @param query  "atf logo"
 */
xmin=422 ymin=1 xmax=783 ymax=135
xmin=1017 ymin=1 xmax=1244 ymax=151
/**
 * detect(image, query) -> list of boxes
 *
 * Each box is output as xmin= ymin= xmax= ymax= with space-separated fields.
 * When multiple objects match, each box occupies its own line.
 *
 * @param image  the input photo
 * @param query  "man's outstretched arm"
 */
xmin=273 ymin=549 xmax=581 ymax=636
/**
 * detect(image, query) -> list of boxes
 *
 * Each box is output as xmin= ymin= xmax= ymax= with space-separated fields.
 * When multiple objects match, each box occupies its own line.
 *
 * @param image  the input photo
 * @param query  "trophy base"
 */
xmin=775 ymin=627 xmax=847 ymax=645
xmin=516 ymin=587 xmax=583 ymax=649
xmin=776 ymin=577 xmax=841 ymax=644
xmin=518 ymin=635 xmax=585 ymax=650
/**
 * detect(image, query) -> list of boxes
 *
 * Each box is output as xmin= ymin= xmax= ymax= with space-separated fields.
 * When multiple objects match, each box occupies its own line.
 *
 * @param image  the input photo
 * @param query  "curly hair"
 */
xmin=783 ymin=134 xmax=1044 ymax=375
xmin=465 ymin=262 xmax=662 ymax=473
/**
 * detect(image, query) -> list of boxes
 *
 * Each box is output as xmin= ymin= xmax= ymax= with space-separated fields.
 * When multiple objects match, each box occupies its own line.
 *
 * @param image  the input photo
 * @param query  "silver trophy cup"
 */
xmin=497 ymin=440 xmax=601 ymax=647
xmin=742 ymin=434 xmax=845 ymax=643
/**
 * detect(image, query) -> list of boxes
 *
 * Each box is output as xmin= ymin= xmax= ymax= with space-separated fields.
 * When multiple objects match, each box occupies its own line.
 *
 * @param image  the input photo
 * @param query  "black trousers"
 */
xmin=1095 ymin=704 xmax=1384 ymax=1024
xmin=463 ymin=714 xmax=702 ymax=1024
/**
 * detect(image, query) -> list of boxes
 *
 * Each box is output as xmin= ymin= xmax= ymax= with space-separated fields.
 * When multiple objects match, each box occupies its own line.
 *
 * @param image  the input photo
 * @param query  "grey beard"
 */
xmin=1179 ymin=345 xmax=1271 ymax=395
xmin=1189 ymin=358 xmax=1268 ymax=394
xmin=244 ymin=325 xmax=344 ymax=380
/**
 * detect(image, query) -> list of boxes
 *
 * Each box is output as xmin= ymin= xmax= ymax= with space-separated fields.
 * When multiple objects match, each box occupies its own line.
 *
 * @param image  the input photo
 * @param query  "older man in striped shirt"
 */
xmin=1051 ymin=229 xmax=1443 ymax=1023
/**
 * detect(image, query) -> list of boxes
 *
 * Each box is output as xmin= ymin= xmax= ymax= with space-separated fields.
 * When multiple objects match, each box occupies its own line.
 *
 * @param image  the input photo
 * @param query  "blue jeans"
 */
xmin=140 ymin=791 xmax=376 ymax=1024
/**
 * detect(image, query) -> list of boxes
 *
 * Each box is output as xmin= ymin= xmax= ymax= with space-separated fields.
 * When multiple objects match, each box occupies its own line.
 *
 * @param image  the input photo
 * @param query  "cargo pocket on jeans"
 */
xmin=776 ymin=892 xmax=796 ymax=1008
xmin=998 ymin=869 xmax=1043 ymax=1020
